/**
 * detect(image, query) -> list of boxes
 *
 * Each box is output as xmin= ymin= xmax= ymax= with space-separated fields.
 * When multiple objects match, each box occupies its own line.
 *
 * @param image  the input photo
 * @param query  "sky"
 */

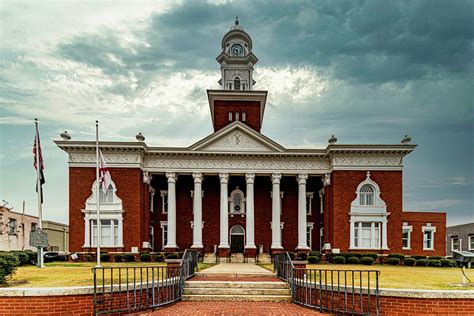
xmin=0 ymin=0 xmax=472 ymax=226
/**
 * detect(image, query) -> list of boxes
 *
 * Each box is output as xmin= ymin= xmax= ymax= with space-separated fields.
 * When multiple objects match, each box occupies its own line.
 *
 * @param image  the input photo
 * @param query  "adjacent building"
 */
xmin=447 ymin=223 xmax=474 ymax=257
xmin=42 ymin=220 xmax=69 ymax=252
xmin=55 ymin=19 xmax=446 ymax=261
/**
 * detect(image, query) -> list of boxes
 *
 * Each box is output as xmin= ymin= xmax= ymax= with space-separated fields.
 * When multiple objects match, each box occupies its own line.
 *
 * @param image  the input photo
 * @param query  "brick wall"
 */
xmin=69 ymin=167 xmax=146 ymax=253
xmin=0 ymin=294 xmax=93 ymax=315
xmin=402 ymin=212 xmax=446 ymax=256
xmin=213 ymin=100 xmax=261 ymax=132
xmin=378 ymin=296 xmax=474 ymax=315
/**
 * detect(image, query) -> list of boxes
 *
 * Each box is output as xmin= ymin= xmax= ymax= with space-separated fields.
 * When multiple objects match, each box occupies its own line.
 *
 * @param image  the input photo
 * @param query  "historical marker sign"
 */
xmin=29 ymin=228 xmax=48 ymax=248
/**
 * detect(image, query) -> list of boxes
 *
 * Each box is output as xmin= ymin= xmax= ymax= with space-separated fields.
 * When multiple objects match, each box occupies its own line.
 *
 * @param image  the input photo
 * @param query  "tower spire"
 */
xmin=235 ymin=16 xmax=239 ymax=25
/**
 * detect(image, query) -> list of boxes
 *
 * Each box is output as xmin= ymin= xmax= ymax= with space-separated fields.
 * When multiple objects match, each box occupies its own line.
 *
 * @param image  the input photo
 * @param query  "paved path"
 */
xmin=141 ymin=302 xmax=322 ymax=315
xmin=202 ymin=263 xmax=274 ymax=274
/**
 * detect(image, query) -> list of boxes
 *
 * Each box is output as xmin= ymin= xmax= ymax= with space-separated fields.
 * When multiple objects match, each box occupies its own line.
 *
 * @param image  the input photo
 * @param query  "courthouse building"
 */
xmin=56 ymin=20 xmax=446 ymax=261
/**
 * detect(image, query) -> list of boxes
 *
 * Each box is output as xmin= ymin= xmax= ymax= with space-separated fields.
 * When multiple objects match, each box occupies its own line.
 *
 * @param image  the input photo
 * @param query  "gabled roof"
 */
xmin=188 ymin=121 xmax=285 ymax=153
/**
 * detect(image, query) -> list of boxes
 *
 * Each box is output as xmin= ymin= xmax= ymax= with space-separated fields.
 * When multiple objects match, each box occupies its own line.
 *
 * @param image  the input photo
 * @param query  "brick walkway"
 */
xmin=140 ymin=302 xmax=322 ymax=315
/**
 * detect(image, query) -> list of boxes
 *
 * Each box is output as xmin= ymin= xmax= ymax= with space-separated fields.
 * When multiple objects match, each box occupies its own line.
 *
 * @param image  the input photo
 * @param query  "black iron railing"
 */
xmin=274 ymin=253 xmax=380 ymax=315
xmin=92 ymin=249 xmax=199 ymax=315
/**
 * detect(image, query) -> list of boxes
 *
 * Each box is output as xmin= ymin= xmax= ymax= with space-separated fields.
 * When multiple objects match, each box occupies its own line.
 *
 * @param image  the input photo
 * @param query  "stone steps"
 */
xmin=194 ymin=271 xmax=277 ymax=278
xmin=184 ymin=287 xmax=290 ymax=296
xmin=185 ymin=281 xmax=288 ymax=289
xmin=181 ymin=294 xmax=292 ymax=302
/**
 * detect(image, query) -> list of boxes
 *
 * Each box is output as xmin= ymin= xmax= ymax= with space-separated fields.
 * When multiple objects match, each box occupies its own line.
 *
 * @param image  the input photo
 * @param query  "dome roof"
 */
xmin=221 ymin=17 xmax=253 ymax=51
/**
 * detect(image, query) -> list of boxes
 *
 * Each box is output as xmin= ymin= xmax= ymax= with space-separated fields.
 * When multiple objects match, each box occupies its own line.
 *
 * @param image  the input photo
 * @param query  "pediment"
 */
xmin=189 ymin=122 xmax=285 ymax=152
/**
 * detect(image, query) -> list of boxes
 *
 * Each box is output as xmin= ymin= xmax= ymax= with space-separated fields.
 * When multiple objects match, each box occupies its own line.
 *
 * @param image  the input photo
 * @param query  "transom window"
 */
xmin=230 ymin=225 xmax=244 ymax=235
xmin=354 ymin=222 xmax=381 ymax=249
xmin=359 ymin=184 xmax=375 ymax=206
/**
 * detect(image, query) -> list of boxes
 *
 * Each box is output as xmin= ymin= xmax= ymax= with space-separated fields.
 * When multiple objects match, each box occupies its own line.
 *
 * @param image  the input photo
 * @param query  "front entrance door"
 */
xmin=230 ymin=225 xmax=245 ymax=253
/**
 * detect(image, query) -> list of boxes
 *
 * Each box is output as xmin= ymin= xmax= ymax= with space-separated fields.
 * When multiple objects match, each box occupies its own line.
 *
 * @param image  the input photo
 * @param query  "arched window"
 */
xmin=228 ymin=111 xmax=233 ymax=121
xmin=235 ymin=112 xmax=240 ymax=121
xmin=233 ymin=192 xmax=242 ymax=213
xmin=242 ymin=112 xmax=247 ymax=121
xmin=230 ymin=225 xmax=244 ymax=235
xmin=234 ymin=77 xmax=241 ymax=90
xmin=359 ymin=184 xmax=375 ymax=206
xmin=229 ymin=188 xmax=245 ymax=215
xmin=99 ymin=184 xmax=114 ymax=203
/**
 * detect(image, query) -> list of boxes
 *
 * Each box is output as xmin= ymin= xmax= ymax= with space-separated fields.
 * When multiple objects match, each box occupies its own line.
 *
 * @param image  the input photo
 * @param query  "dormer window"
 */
xmin=359 ymin=184 xmax=375 ymax=206
xmin=234 ymin=77 xmax=241 ymax=90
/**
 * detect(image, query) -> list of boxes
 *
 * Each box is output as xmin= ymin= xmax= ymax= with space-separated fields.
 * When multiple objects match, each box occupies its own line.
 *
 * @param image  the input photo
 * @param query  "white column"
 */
xmin=118 ymin=216 xmax=123 ymax=247
xmin=271 ymin=173 xmax=283 ymax=249
xmin=164 ymin=172 xmax=177 ymax=249
xmin=192 ymin=173 xmax=203 ymax=248
xmin=245 ymin=173 xmax=256 ymax=249
xmin=349 ymin=221 xmax=355 ymax=249
xmin=297 ymin=173 xmax=310 ymax=250
xmin=218 ymin=173 xmax=230 ymax=249
xmin=83 ymin=216 xmax=90 ymax=247
xmin=382 ymin=220 xmax=388 ymax=249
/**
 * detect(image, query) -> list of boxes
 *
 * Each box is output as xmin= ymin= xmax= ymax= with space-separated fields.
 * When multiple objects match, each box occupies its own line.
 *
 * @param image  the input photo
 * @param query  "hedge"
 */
xmin=166 ymin=253 xmax=179 ymax=260
xmin=360 ymin=257 xmax=374 ymax=265
xmin=388 ymin=253 xmax=405 ymax=261
xmin=152 ymin=253 xmax=165 ymax=262
xmin=0 ymin=253 xmax=21 ymax=285
xmin=140 ymin=253 xmax=151 ymax=262
xmin=440 ymin=259 xmax=456 ymax=267
xmin=308 ymin=256 xmax=320 ymax=264
xmin=404 ymin=258 xmax=416 ymax=266
xmin=415 ymin=259 xmax=428 ymax=266
xmin=308 ymin=251 xmax=322 ymax=258
xmin=386 ymin=258 xmax=401 ymax=266
xmin=123 ymin=253 xmax=135 ymax=262
xmin=114 ymin=254 xmax=124 ymax=262
xmin=296 ymin=252 xmax=308 ymax=260
xmin=100 ymin=253 xmax=110 ymax=262
xmin=412 ymin=255 xmax=427 ymax=260
xmin=333 ymin=256 xmax=346 ymax=264
xmin=347 ymin=256 xmax=360 ymax=264
xmin=428 ymin=259 xmax=441 ymax=267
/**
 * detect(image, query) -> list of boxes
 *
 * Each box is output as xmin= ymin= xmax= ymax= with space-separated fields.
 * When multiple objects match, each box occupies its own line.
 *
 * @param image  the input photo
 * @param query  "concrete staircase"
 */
xmin=257 ymin=253 xmax=272 ymax=263
xmin=182 ymin=280 xmax=291 ymax=302
xmin=230 ymin=253 xmax=244 ymax=263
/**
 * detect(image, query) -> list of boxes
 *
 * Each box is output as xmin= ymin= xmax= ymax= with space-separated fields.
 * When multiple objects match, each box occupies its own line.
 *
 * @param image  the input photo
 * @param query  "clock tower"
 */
xmin=216 ymin=17 xmax=258 ymax=91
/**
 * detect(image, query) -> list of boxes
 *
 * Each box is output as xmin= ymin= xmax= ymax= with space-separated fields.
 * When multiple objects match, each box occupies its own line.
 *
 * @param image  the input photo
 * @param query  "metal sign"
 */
xmin=29 ymin=228 xmax=49 ymax=248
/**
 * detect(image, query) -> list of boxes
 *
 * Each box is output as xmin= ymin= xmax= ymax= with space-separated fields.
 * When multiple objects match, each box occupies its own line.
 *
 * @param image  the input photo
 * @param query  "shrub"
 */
xmin=412 ymin=255 xmax=426 ymax=260
xmin=140 ymin=253 xmax=151 ymax=262
xmin=0 ymin=253 xmax=21 ymax=269
xmin=296 ymin=252 xmax=308 ymax=260
xmin=404 ymin=258 xmax=416 ymax=266
xmin=440 ymin=259 xmax=456 ymax=267
xmin=428 ymin=260 xmax=441 ymax=267
xmin=0 ymin=257 xmax=15 ymax=285
xmin=309 ymin=251 xmax=322 ymax=258
xmin=11 ymin=252 xmax=29 ymax=265
xmin=429 ymin=256 xmax=442 ymax=260
xmin=24 ymin=250 xmax=37 ymax=264
xmin=333 ymin=256 xmax=346 ymax=264
xmin=100 ymin=253 xmax=110 ymax=262
xmin=386 ymin=258 xmax=401 ymax=266
xmin=123 ymin=253 xmax=135 ymax=262
xmin=347 ymin=256 xmax=360 ymax=264
xmin=166 ymin=253 xmax=179 ymax=260
xmin=288 ymin=252 xmax=296 ymax=260
xmin=361 ymin=253 xmax=378 ymax=260
xmin=415 ymin=259 xmax=428 ymax=266
xmin=325 ymin=253 xmax=334 ymax=263
xmin=114 ymin=254 xmax=123 ymax=262
xmin=85 ymin=254 xmax=94 ymax=262
xmin=388 ymin=253 xmax=405 ymax=261
xmin=360 ymin=257 xmax=375 ymax=265
xmin=308 ymin=256 xmax=320 ymax=264
xmin=152 ymin=253 xmax=164 ymax=262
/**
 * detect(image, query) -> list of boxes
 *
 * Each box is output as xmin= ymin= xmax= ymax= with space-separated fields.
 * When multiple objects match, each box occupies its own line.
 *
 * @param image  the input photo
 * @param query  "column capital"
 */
xmin=219 ymin=173 xmax=229 ymax=184
xmin=271 ymin=173 xmax=282 ymax=184
xmin=192 ymin=172 xmax=203 ymax=183
xmin=245 ymin=173 xmax=255 ymax=184
xmin=166 ymin=172 xmax=177 ymax=183
xmin=297 ymin=173 xmax=308 ymax=185
xmin=143 ymin=171 xmax=152 ymax=185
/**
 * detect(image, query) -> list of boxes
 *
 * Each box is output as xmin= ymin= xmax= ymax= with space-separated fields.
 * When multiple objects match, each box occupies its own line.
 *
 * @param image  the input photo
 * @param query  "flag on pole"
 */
xmin=99 ymin=150 xmax=112 ymax=195
xmin=33 ymin=123 xmax=45 ymax=203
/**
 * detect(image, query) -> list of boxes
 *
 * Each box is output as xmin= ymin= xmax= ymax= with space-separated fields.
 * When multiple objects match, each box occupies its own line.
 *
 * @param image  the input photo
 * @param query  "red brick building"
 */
xmin=55 ymin=20 xmax=446 ymax=261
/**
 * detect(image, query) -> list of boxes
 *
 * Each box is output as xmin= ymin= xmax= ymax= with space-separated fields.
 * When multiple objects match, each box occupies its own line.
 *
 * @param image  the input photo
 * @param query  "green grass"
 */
xmin=266 ymin=263 xmax=474 ymax=290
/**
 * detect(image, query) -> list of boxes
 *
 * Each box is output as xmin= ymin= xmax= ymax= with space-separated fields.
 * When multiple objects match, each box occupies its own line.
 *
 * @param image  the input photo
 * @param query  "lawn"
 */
xmin=262 ymin=263 xmax=474 ymax=290
xmin=6 ymin=262 xmax=214 ymax=288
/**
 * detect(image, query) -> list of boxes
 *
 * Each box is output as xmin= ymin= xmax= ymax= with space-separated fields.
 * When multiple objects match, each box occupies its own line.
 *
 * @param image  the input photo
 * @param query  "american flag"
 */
xmin=33 ymin=123 xmax=45 ymax=203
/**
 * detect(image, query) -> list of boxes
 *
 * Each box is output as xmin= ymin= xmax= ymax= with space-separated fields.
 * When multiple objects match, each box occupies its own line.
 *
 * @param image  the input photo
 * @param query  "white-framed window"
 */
xmin=242 ymin=112 xmax=247 ymax=121
xmin=319 ymin=189 xmax=324 ymax=214
xmin=160 ymin=221 xmax=168 ymax=249
xmin=234 ymin=78 xmax=241 ymax=90
xmin=402 ymin=224 xmax=412 ymax=250
xmin=359 ymin=184 xmax=375 ymax=206
xmin=228 ymin=112 xmax=233 ymax=121
xmin=149 ymin=188 xmax=155 ymax=213
xmin=229 ymin=188 xmax=245 ymax=214
xmin=160 ymin=190 xmax=168 ymax=214
xmin=469 ymin=235 xmax=474 ymax=251
xmin=235 ymin=111 xmax=240 ymax=121
xmin=451 ymin=236 xmax=460 ymax=251
xmin=422 ymin=225 xmax=436 ymax=250
xmin=91 ymin=219 xmax=119 ymax=247
xmin=99 ymin=184 xmax=114 ymax=203
xmin=8 ymin=218 xmax=17 ymax=235
xmin=353 ymin=222 xmax=381 ymax=249
xmin=307 ymin=223 xmax=314 ymax=249
xmin=306 ymin=192 xmax=314 ymax=215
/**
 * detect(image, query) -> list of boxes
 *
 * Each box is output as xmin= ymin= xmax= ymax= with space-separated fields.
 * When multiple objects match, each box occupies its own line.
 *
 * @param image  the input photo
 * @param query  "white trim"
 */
xmin=451 ymin=236 xmax=460 ymax=251
xmin=319 ymin=188 xmax=324 ymax=214
xmin=160 ymin=190 xmax=168 ymax=214
xmin=307 ymin=222 xmax=314 ymax=249
xmin=229 ymin=187 xmax=246 ymax=215
xmin=306 ymin=192 xmax=314 ymax=215
xmin=160 ymin=221 xmax=168 ymax=250
xmin=402 ymin=225 xmax=412 ymax=250
xmin=422 ymin=225 xmax=436 ymax=251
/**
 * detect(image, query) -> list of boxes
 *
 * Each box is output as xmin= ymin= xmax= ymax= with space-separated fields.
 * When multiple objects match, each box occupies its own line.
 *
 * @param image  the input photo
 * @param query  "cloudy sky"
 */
xmin=0 ymin=0 xmax=472 ymax=226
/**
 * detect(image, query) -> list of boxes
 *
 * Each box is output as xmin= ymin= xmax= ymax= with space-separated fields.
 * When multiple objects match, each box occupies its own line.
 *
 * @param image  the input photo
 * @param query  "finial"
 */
xmin=136 ymin=132 xmax=145 ymax=142
xmin=366 ymin=171 xmax=371 ymax=178
xmin=60 ymin=131 xmax=71 ymax=140
xmin=328 ymin=135 xmax=337 ymax=144
xmin=235 ymin=16 xmax=239 ymax=25
xmin=401 ymin=134 xmax=412 ymax=144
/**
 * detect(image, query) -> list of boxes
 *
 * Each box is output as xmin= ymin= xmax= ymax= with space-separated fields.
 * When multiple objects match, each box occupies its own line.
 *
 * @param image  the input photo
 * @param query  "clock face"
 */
xmin=231 ymin=44 xmax=243 ymax=56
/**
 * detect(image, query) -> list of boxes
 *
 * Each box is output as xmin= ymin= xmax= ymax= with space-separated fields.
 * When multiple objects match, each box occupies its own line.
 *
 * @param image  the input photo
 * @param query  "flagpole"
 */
xmin=96 ymin=120 xmax=102 ymax=267
xmin=35 ymin=118 xmax=44 ymax=268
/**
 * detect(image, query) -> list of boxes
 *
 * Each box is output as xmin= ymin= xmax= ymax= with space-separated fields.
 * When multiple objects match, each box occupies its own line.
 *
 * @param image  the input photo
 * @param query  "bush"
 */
xmin=333 ymin=256 xmax=346 ymax=264
xmin=308 ymin=256 xmax=320 ymax=264
xmin=440 ymin=259 xmax=456 ymax=267
xmin=123 ymin=253 xmax=135 ymax=262
xmin=166 ymin=253 xmax=179 ymax=260
xmin=360 ymin=257 xmax=375 ymax=265
xmin=361 ymin=253 xmax=378 ymax=260
xmin=0 ymin=253 xmax=21 ymax=269
xmin=404 ymin=258 xmax=416 ymax=266
xmin=24 ymin=250 xmax=37 ymax=264
xmin=296 ymin=252 xmax=308 ymax=260
xmin=412 ymin=255 xmax=427 ymax=260
xmin=140 ymin=253 xmax=151 ymax=262
xmin=347 ymin=256 xmax=360 ymax=264
xmin=429 ymin=256 xmax=443 ymax=260
xmin=114 ymin=254 xmax=123 ymax=262
xmin=325 ymin=253 xmax=334 ymax=263
xmin=11 ymin=252 xmax=29 ymax=265
xmin=386 ymin=258 xmax=401 ymax=266
xmin=415 ymin=259 xmax=428 ymax=266
xmin=388 ymin=253 xmax=405 ymax=261
xmin=309 ymin=251 xmax=322 ymax=258
xmin=100 ymin=253 xmax=110 ymax=262
xmin=85 ymin=254 xmax=94 ymax=262
xmin=0 ymin=257 xmax=18 ymax=285
xmin=428 ymin=260 xmax=441 ymax=267
xmin=288 ymin=252 xmax=296 ymax=260
xmin=152 ymin=253 xmax=164 ymax=262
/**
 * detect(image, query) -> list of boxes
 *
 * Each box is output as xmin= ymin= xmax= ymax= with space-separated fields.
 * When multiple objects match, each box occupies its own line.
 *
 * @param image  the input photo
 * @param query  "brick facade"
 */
xmin=213 ymin=100 xmax=261 ymax=132
xmin=401 ymin=211 xmax=447 ymax=256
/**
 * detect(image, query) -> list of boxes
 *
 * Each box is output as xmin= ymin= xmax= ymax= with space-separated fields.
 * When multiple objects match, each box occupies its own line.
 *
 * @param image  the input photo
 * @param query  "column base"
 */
xmin=244 ymin=244 xmax=256 ymax=249
xmin=164 ymin=247 xmax=178 ymax=253
xmin=244 ymin=248 xmax=257 ymax=263
xmin=271 ymin=248 xmax=286 ymax=256
xmin=271 ymin=244 xmax=283 ymax=250
xmin=217 ymin=247 xmax=230 ymax=262
xmin=296 ymin=246 xmax=310 ymax=252
xmin=191 ymin=244 xmax=204 ymax=249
